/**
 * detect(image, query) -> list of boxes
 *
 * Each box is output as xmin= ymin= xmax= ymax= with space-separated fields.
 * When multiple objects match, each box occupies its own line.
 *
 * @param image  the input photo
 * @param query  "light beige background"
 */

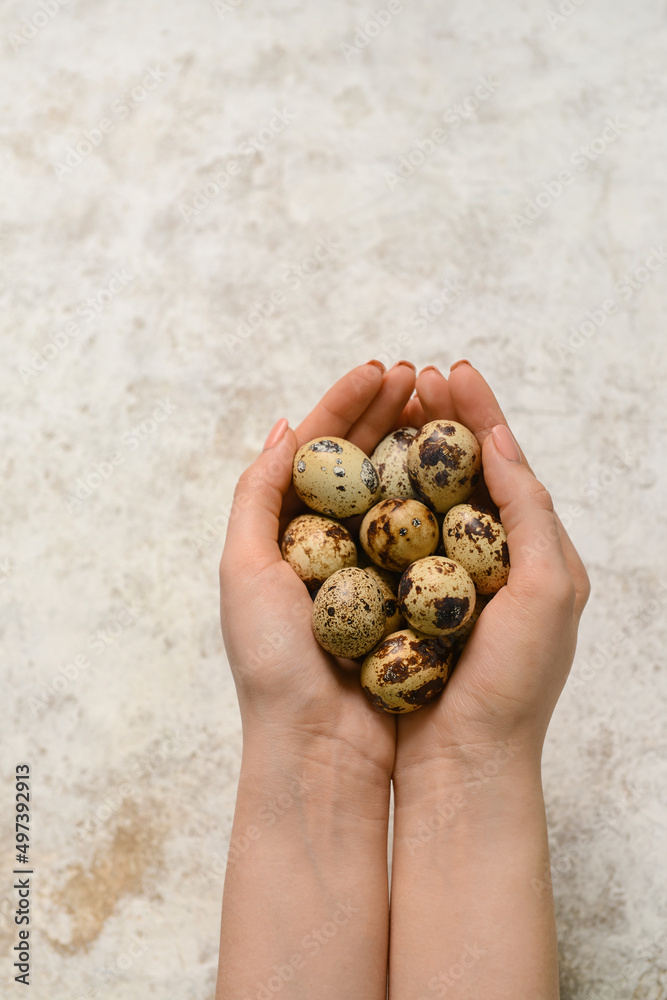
xmin=1 ymin=0 xmax=666 ymax=997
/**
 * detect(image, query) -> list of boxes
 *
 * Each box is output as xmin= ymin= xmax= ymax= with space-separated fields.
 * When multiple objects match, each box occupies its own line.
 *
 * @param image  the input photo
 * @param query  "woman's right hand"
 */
xmin=219 ymin=360 xmax=417 ymax=784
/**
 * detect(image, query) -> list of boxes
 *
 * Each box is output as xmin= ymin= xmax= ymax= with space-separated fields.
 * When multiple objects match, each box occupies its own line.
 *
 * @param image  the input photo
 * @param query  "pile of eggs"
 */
xmin=280 ymin=421 xmax=510 ymax=714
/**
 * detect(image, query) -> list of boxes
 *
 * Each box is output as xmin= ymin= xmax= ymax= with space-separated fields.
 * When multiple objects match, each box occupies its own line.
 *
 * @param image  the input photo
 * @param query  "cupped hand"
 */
xmin=394 ymin=361 xmax=591 ymax=779
xmin=219 ymin=360 xmax=417 ymax=780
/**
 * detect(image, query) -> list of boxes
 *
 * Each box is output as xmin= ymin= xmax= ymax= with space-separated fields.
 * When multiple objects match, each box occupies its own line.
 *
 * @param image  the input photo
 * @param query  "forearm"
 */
xmin=389 ymin=753 xmax=559 ymax=1000
xmin=215 ymin=727 xmax=391 ymax=1000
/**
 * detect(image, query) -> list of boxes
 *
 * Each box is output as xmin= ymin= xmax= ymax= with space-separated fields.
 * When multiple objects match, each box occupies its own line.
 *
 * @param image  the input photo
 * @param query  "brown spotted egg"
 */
xmin=407 ymin=420 xmax=481 ymax=514
xmin=359 ymin=498 xmax=439 ymax=573
xmin=398 ymin=555 xmax=476 ymax=636
xmin=281 ymin=514 xmax=357 ymax=596
xmin=442 ymin=503 xmax=510 ymax=594
xmin=449 ymin=592 xmax=490 ymax=663
xmin=360 ymin=628 xmax=454 ymax=714
xmin=363 ymin=565 xmax=404 ymax=638
xmin=311 ymin=567 xmax=386 ymax=658
xmin=370 ymin=427 xmax=419 ymax=501
xmin=293 ymin=437 xmax=380 ymax=518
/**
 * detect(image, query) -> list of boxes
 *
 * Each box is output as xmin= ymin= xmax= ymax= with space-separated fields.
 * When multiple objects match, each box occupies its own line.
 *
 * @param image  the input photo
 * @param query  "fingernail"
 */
xmin=366 ymin=359 xmax=386 ymax=372
xmin=392 ymin=360 xmax=416 ymax=371
xmin=492 ymin=424 xmax=521 ymax=463
xmin=420 ymin=364 xmax=442 ymax=375
xmin=450 ymin=359 xmax=472 ymax=372
xmin=263 ymin=417 xmax=289 ymax=451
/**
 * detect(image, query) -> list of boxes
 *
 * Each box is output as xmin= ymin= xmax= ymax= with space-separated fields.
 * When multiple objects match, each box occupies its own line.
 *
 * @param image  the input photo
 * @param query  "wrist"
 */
xmin=394 ymin=755 xmax=548 ymax=872
xmin=389 ymin=742 xmax=558 ymax=1000
xmin=392 ymin=736 xmax=543 ymax=815
xmin=239 ymin=719 xmax=392 ymax=824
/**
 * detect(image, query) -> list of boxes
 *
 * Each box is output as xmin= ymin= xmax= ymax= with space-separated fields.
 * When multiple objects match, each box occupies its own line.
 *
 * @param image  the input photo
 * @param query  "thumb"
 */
xmin=222 ymin=419 xmax=298 ymax=576
xmin=482 ymin=425 xmax=569 ymax=586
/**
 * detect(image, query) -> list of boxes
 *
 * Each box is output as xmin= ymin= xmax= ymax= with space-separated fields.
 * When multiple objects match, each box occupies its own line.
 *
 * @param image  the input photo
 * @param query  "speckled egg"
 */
xmin=281 ymin=514 xmax=357 ymax=596
xmin=311 ymin=567 xmax=386 ymax=658
xmin=293 ymin=437 xmax=380 ymax=518
xmin=363 ymin=566 xmax=404 ymax=638
xmin=370 ymin=427 xmax=419 ymax=501
xmin=449 ymin=592 xmax=490 ymax=662
xmin=398 ymin=555 xmax=476 ymax=636
xmin=407 ymin=420 xmax=481 ymax=514
xmin=359 ymin=498 xmax=439 ymax=573
xmin=360 ymin=628 xmax=454 ymax=713
xmin=442 ymin=503 xmax=510 ymax=594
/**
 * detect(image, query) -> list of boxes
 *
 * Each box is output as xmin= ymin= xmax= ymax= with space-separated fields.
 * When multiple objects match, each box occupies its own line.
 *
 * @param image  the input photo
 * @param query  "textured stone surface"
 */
xmin=1 ymin=1 xmax=665 ymax=997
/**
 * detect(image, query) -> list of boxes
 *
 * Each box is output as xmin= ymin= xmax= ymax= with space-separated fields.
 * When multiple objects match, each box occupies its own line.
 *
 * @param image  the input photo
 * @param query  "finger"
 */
xmin=222 ymin=424 xmax=298 ymax=579
xmin=449 ymin=361 xmax=589 ymax=602
xmin=414 ymin=366 xmax=456 ymax=423
xmin=346 ymin=362 xmax=416 ymax=455
xmin=554 ymin=512 xmax=591 ymax=619
xmin=294 ymin=361 xmax=386 ymax=447
xmin=482 ymin=427 xmax=573 ymax=606
xmin=393 ymin=394 xmax=427 ymax=430
xmin=447 ymin=361 xmax=534 ymax=470
xmin=278 ymin=361 xmax=402 ymax=529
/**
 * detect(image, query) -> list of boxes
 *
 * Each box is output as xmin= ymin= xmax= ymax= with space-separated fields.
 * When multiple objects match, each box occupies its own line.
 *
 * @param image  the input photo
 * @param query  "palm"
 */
xmin=393 ymin=363 xmax=587 ymax=769
xmin=223 ymin=360 xmax=588 ymax=781
xmin=395 ymin=591 xmax=548 ymax=765
xmin=221 ymin=361 xmax=417 ymax=780
xmin=223 ymin=556 xmax=396 ymax=774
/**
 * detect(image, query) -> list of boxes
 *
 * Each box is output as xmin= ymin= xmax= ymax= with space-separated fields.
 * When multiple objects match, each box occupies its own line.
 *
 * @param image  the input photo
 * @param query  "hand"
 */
xmin=394 ymin=361 xmax=591 ymax=785
xmin=219 ymin=360 xmax=417 ymax=783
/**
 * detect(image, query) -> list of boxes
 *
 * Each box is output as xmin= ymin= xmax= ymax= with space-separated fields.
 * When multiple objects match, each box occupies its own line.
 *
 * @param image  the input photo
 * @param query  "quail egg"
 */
xmin=370 ymin=427 xmax=419 ymax=501
xmin=442 ymin=503 xmax=509 ymax=594
xmin=293 ymin=437 xmax=380 ymax=518
xmin=363 ymin=565 xmax=404 ymax=638
xmin=407 ymin=420 xmax=481 ymax=514
xmin=449 ymin=592 xmax=490 ymax=662
xmin=360 ymin=498 xmax=439 ymax=573
xmin=360 ymin=628 xmax=454 ymax=714
xmin=311 ymin=567 xmax=386 ymax=658
xmin=398 ymin=555 xmax=476 ymax=636
xmin=281 ymin=514 xmax=357 ymax=596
